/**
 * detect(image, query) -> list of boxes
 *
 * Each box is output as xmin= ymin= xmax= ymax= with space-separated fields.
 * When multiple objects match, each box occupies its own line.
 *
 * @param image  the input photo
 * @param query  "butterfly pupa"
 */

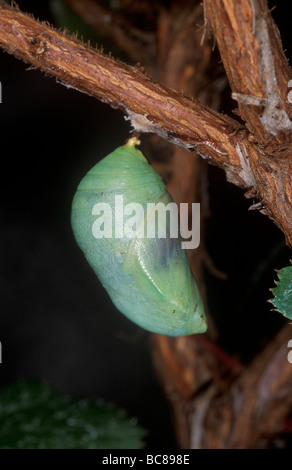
xmin=71 ymin=137 xmax=207 ymax=336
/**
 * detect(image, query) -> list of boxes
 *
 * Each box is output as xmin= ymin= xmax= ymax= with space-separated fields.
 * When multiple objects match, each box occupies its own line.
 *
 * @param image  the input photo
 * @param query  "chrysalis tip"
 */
xmin=125 ymin=137 xmax=141 ymax=148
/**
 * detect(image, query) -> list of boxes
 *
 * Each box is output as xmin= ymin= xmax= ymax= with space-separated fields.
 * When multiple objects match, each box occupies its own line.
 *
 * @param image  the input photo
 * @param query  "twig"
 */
xmin=204 ymin=0 xmax=292 ymax=143
xmin=203 ymin=0 xmax=292 ymax=248
xmin=0 ymin=1 xmax=248 ymax=186
xmin=154 ymin=324 xmax=292 ymax=448
xmin=202 ymin=324 xmax=292 ymax=448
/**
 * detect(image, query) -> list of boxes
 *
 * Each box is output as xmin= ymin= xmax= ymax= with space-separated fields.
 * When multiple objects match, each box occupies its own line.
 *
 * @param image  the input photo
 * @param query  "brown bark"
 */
xmin=204 ymin=0 xmax=292 ymax=144
xmin=204 ymin=0 xmax=292 ymax=251
xmin=193 ymin=325 xmax=292 ymax=448
xmin=153 ymin=324 xmax=292 ymax=448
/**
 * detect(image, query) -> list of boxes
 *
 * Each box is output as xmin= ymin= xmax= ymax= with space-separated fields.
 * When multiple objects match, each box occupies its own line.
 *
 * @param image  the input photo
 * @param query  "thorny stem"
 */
xmin=0 ymin=1 xmax=251 ymax=187
xmin=1 ymin=1 xmax=292 ymax=246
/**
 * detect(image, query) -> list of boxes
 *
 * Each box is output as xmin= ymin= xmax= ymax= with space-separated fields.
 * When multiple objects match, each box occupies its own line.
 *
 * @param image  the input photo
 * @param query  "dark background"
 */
xmin=0 ymin=0 xmax=291 ymax=448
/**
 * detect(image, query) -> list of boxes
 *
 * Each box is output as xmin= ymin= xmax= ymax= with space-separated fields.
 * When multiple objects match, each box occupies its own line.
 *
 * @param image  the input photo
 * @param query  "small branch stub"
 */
xmin=125 ymin=136 xmax=141 ymax=148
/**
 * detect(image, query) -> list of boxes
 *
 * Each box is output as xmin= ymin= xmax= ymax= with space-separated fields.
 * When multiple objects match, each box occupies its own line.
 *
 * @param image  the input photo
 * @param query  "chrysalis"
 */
xmin=71 ymin=138 xmax=207 ymax=336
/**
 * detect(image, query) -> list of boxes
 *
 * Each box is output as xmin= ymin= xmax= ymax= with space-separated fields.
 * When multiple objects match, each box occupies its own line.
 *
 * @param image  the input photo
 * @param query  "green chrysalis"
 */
xmin=71 ymin=138 xmax=207 ymax=336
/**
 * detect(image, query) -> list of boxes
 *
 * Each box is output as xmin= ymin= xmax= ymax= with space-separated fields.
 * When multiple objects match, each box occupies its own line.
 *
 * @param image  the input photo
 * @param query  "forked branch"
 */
xmin=0 ymin=1 xmax=252 ymax=188
xmin=0 ymin=1 xmax=292 ymax=246
xmin=204 ymin=0 xmax=292 ymax=144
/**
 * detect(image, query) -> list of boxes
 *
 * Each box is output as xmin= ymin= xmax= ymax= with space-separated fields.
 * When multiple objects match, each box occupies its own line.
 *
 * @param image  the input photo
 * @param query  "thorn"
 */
xmin=232 ymin=108 xmax=242 ymax=117
xmin=244 ymin=188 xmax=257 ymax=199
xmin=248 ymin=202 xmax=263 ymax=211
xmin=26 ymin=65 xmax=38 ymax=71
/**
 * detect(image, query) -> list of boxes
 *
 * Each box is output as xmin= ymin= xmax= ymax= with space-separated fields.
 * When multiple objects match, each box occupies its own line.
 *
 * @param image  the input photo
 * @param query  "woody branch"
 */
xmin=0 ymin=1 xmax=292 ymax=246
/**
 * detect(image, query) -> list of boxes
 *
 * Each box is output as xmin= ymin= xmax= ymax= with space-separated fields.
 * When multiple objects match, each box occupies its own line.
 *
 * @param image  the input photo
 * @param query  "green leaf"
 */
xmin=0 ymin=379 xmax=146 ymax=449
xmin=270 ymin=261 xmax=292 ymax=319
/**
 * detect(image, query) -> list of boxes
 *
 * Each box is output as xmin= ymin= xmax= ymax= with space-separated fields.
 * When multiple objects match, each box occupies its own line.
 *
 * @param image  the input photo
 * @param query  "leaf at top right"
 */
xmin=270 ymin=261 xmax=292 ymax=320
